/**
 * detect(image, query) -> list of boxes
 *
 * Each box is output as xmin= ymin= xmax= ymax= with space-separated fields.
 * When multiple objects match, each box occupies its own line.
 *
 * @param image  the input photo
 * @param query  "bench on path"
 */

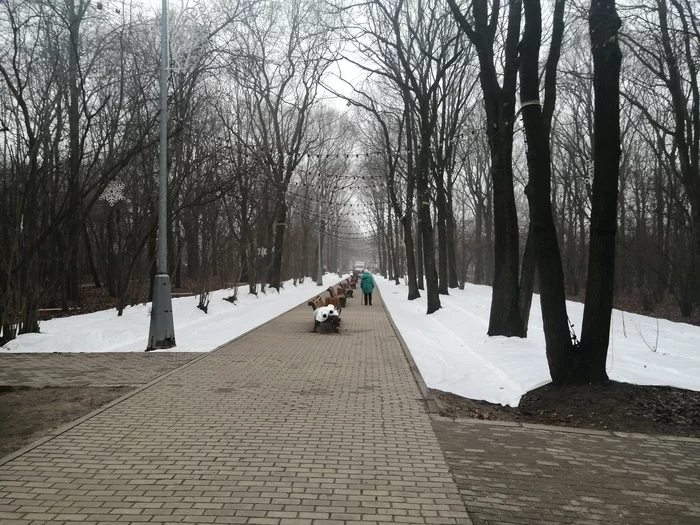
xmin=339 ymin=279 xmax=354 ymax=298
xmin=307 ymin=295 xmax=341 ymax=333
xmin=328 ymin=285 xmax=348 ymax=307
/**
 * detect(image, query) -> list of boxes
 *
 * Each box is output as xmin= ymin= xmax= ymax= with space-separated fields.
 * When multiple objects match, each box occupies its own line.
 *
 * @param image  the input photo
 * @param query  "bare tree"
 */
xmin=447 ymin=0 xmax=527 ymax=336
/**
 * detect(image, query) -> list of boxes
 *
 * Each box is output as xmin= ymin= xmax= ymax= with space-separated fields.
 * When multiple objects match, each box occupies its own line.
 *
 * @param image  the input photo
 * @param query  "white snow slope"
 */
xmin=377 ymin=277 xmax=700 ymax=407
xmin=2 ymin=275 xmax=340 ymax=354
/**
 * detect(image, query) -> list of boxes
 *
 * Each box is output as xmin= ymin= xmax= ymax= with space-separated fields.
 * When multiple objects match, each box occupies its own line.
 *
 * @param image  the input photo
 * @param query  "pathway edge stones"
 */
xmin=377 ymin=282 xmax=442 ymax=414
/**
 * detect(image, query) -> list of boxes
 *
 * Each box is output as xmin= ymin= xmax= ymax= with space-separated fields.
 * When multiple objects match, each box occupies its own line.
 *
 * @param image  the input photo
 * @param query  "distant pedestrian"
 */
xmin=361 ymin=269 xmax=375 ymax=306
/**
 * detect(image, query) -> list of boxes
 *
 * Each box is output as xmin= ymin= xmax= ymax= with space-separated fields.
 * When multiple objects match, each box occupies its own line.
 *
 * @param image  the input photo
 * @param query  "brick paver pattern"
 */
xmin=0 ymin=289 xmax=472 ymax=525
xmin=0 ymin=353 xmax=203 ymax=387
xmin=433 ymin=418 xmax=700 ymax=525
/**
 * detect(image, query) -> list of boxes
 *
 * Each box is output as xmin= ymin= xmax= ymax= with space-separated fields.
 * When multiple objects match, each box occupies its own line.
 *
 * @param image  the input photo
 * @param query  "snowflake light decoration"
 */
xmin=100 ymin=180 xmax=125 ymax=206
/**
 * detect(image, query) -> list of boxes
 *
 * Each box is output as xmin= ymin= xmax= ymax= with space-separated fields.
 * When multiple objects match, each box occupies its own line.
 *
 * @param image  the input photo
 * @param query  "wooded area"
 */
xmin=1 ymin=0 xmax=697 ymax=383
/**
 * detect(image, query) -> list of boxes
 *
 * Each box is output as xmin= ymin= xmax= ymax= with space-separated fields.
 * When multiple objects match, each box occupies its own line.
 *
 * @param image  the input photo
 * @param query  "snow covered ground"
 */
xmin=1 ymin=275 xmax=340 ymax=354
xmin=377 ymin=276 xmax=700 ymax=406
xmin=3 ymin=272 xmax=699 ymax=408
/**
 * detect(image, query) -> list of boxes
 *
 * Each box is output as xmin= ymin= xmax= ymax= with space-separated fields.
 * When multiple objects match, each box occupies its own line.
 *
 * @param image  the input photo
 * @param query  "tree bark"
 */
xmin=415 ymin=214 xmax=425 ymax=290
xmin=488 ymin=132 xmax=525 ymax=336
xmin=474 ymin=201 xmax=484 ymax=284
xmin=84 ymin=226 xmax=101 ymax=289
xmin=579 ymin=0 xmax=623 ymax=382
xmin=521 ymin=0 xmax=574 ymax=382
xmin=447 ymin=0 xmax=525 ymax=336
xmin=417 ymin=122 xmax=441 ymax=313
xmin=518 ymin=221 xmax=536 ymax=328
xmin=268 ymin=187 xmax=288 ymax=291
xmin=446 ymin=193 xmax=459 ymax=288
xmin=436 ymin=183 xmax=450 ymax=295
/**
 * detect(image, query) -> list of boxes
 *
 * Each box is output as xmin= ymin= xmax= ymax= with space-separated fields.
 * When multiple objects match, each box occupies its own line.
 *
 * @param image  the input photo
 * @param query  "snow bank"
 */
xmin=2 ymin=276 xmax=341 ymax=354
xmin=377 ymin=277 xmax=700 ymax=407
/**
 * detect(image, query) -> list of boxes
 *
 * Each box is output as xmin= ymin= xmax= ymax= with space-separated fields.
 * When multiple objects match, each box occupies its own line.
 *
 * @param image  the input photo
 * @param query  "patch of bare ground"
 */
xmin=0 ymin=386 xmax=132 ymax=458
xmin=433 ymin=381 xmax=700 ymax=438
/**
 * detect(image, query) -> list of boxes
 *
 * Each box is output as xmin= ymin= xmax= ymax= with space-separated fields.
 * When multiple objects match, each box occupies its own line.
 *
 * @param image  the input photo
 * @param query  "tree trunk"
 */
xmin=446 ymin=195 xmax=459 ymax=288
xmin=415 ymin=215 xmax=425 ymax=290
xmin=436 ymin=184 xmax=449 ymax=295
xmin=184 ymin=214 xmax=200 ymax=280
xmin=519 ymin=0 xmax=577 ymax=382
xmin=488 ymin=133 xmax=525 ymax=336
xmin=579 ymin=0 xmax=622 ymax=382
xmin=393 ymin=216 xmax=401 ymax=284
xmin=691 ymin=197 xmax=700 ymax=306
xmin=268 ymin=189 xmax=287 ymax=291
xmin=447 ymin=0 xmax=524 ymax=335
xmin=84 ymin=226 xmax=101 ymax=288
xmin=485 ymin=187 xmax=494 ymax=283
xmin=417 ymin=123 xmax=441 ymax=314
xmin=401 ymin=214 xmax=421 ymax=299
xmin=519 ymin=221 xmax=536 ymax=328
xmin=65 ymin=0 xmax=82 ymax=304
xmin=107 ymin=209 xmax=118 ymax=298
xmin=474 ymin=201 xmax=483 ymax=284
xmin=654 ymin=166 xmax=667 ymax=302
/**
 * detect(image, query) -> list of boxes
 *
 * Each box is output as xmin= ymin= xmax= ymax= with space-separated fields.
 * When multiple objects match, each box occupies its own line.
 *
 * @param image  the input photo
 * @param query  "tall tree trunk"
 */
xmin=268 ymin=189 xmax=288 ymax=290
xmin=690 ymin=198 xmax=700 ymax=306
xmin=417 ymin=123 xmax=441 ymax=314
xmin=485 ymin=187 xmax=494 ymax=283
xmin=184 ymin=214 xmax=200 ymax=280
xmin=446 ymin=195 xmax=459 ymax=288
xmin=654 ymin=165 xmax=667 ymax=302
xmin=415 ymin=216 xmax=425 ymax=290
xmin=488 ymin=133 xmax=525 ymax=335
xmin=519 ymin=221 xmax=536 ymax=328
xmin=521 ymin=0 xmax=574 ymax=381
xmin=107 ymin=210 xmax=118 ymax=298
xmin=579 ymin=0 xmax=622 ymax=382
xmin=474 ymin=201 xmax=483 ymax=284
xmin=436 ymin=184 xmax=449 ymax=295
xmin=84 ymin=226 xmax=101 ymax=288
xmin=65 ymin=0 xmax=82 ymax=304
xmin=402 ymin=214 xmax=420 ymax=299
xmin=447 ymin=0 xmax=524 ymax=336
xmin=393 ymin=216 xmax=401 ymax=284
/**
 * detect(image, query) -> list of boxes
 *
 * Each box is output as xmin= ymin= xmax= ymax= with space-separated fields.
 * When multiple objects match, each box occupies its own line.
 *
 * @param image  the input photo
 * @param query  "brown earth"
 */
xmin=433 ymin=381 xmax=700 ymax=438
xmin=0 ymin=386 xmax=132 ymax=459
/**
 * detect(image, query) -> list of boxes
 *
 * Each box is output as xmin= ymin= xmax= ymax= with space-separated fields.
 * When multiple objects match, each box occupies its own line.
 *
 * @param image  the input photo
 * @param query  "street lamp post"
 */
xmin=147 ymin=0 xmax=176 ymax=350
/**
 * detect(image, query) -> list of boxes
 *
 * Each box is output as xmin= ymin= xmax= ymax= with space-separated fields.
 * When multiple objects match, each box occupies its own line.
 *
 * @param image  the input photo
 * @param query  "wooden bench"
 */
xmin=327 ymin=285 xmax=347 ymax=307
xmin=339 ymin=280 xmax=354 ymax=298
xmin=308 ymin=295 xmax=325 ymax=311
xmin=308 ymin=295 xmax=341 ymax=333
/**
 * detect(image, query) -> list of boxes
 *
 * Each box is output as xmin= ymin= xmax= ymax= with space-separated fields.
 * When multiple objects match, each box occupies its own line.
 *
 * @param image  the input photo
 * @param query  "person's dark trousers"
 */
xmin=364 ymin=292 xmax=372 ymax=305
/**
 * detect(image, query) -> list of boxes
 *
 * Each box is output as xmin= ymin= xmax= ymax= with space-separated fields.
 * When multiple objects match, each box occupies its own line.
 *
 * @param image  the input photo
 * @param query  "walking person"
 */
xmin=361 ymin=269 xmax=375 ymax=306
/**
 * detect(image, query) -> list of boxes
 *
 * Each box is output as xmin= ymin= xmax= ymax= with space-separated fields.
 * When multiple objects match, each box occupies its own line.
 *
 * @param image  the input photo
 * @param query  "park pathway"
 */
xmin=0 ymin=288 xmax=472 ymax=525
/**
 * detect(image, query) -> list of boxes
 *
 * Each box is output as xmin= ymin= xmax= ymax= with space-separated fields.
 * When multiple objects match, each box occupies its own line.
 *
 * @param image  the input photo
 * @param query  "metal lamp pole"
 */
xmin=147 ymin=0 xmax=176 ymax=350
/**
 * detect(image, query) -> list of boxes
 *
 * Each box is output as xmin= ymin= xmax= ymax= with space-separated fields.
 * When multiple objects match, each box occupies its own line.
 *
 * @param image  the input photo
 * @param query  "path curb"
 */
xmin=431 ymin=415 xmax=700 ymax=442
xmin=379 ymin=283 xmax=441 ymax=414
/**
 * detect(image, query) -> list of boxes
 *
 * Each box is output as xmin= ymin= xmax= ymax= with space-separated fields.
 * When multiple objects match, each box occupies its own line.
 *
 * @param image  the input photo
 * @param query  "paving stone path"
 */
xmin=0 ymin=353 xmax=203 ymax=387
xmin=0 ymin=289 xmax=472 ymax=525
xmin=432 ymin=417 xmax=700 ymax=525
xmin=2 ymin=285 xmax=700 ymax=525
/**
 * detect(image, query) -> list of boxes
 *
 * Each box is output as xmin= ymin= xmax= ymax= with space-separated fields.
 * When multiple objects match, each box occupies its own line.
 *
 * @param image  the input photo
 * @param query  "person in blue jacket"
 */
xmin=360 ymin=269 xmax=375 ymax=306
